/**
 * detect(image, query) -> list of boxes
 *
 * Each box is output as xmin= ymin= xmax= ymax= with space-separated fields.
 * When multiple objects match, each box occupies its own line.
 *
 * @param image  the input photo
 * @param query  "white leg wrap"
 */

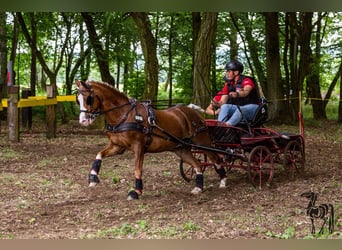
xmin=191 ymin=186 xmax=203 ymax=195
xmin=89 ymin=182 xmax=98 ymax=187
xmin=219 ymin=177 xmax=227 ymax=188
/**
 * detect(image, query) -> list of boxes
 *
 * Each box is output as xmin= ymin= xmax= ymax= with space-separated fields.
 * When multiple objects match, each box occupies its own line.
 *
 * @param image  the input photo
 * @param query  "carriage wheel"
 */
xmin=179 ymin=151 xmax=208 ymax=182
xmin=247 ymin=145 xmax=274 ymax=188
xmin=283 ymin=140 xmax=305 ymax=180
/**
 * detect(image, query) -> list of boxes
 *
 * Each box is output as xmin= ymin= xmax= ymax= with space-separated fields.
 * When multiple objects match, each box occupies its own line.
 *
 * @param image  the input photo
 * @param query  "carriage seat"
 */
xmin=239 ymin=102 xmax=268 ymax=128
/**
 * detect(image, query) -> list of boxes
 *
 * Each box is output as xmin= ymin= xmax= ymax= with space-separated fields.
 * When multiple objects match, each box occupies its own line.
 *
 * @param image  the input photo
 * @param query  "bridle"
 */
xmin=76 ymin=88 xmax=101 ymax=120
xmin=76 ymin=86 xmax=134 ymax=120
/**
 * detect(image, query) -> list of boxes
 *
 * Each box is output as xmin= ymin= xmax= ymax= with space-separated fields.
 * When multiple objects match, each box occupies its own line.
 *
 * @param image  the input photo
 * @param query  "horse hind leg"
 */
xmin=206 ymin=151 xmax=227 ymax=189
xmin=328 ymin=204 xmax=334 ymax=233
xmin=318 ymin=217 xmax=327 ymax=234
xmin=176 ymin=149 xmax=204 ymax=195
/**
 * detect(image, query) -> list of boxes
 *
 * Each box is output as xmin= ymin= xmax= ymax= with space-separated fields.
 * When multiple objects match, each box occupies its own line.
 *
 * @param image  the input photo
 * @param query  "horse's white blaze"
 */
xmin=77 ymin=94 xmax=93 ymax=126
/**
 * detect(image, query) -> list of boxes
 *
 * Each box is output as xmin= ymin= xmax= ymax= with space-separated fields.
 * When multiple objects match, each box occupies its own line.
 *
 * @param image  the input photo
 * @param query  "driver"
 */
xmin=217 ymin=60 xmax=260 ymax=126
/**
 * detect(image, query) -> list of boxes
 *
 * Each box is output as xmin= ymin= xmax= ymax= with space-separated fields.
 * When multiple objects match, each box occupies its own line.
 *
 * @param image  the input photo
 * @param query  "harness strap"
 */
xmin=106 ymin=122 xmax=147 ymax=133
xmin=106 ymin=101 xmax=156 ymax=153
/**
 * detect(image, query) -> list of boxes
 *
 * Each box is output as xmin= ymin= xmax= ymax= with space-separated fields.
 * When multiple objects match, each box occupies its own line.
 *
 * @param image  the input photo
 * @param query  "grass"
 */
xmin=0 ymin=148 xmax=20 ymax=159
xmin=301 ymin=101 xmax=339 ymax=121
xmin=183 ymin=221 xmax=201 ymax=232
xmin=265 ymin=226 xmax=296 ymax=239
xmin=83 ymin=219 xmax=202 ymax=239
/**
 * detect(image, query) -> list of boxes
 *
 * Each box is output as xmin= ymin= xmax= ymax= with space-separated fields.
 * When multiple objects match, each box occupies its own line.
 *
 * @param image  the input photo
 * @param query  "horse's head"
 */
xmin=75 ymin=79 xmax=99 ymax=126
xmin=301 ymin=192 xmax=316 ymax=200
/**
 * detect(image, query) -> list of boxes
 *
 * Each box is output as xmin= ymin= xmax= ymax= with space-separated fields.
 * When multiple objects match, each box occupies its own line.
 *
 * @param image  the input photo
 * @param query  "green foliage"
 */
xmin=125 ymin=71 xmax=146 ymax=99
xmin=0 ymin=148 xmax=18 ymax=159
xmin=182 ymin=221 xmax=201 ymax=232
xmin=96 ymin=220 xmax=148 ymax=238
xmin=3 ymin=12 xmax=342 ymax=123
xmin=265 ymin=226 xmax=296 ymax=239
xmin=302 ymin=101 xmax=339 ymax=121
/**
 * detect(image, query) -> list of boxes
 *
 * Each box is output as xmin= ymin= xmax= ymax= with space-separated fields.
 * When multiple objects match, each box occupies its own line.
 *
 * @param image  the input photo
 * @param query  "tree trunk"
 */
xmin=302 ymin=13 xmax=326 ymax=119
xmin=167 ymin=14 xmax=174 ymax=107
xmin=265 ymin=12 xmax=286 ymax=123
xmin=29 ymin=13 xmax=37 ymax=96
xmin=192 ymin=12 xmax=201 ymax=90
xmin=9 ymin=13 xmax=18 ymax=69
xmin=338 ymin=68 xmax=342 ymax=123
xmin=81 ymin=12 xmax=115 ymax=85
xmin=228 ymin=13 xmax=239 ymax=60
xmin=238 ymin=13 xmax=267 ymax=94
xmin=192 ymin=12 xmax=218 ymax=107
xmin=0 ymin=12 xmax=7 ymax=99
xmin=324 ymin=59 xmax=342 ymax=110
xmin=130 ymin=12 xmax=159 ymax=102
xmin=17 ymin=12 xmax=71 ymax=137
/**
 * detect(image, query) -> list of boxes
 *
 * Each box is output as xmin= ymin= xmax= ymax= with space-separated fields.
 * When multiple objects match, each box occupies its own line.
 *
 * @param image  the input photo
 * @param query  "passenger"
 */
xmin=205 ymin=76 xmax=229 ymax=116
xmin=217 ymin=60 xmax=259 ymax=126
xmin=205 ymin=90 xmax=223 ymax=116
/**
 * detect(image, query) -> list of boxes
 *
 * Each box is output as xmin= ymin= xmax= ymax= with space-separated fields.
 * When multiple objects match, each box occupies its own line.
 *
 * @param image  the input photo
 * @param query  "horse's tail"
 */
xmin=328 ymin=204 xmax=334 ymax=233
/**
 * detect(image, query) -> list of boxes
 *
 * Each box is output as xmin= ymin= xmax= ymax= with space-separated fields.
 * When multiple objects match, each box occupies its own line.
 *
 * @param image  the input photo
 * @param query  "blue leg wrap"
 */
xmin=217 ymin=167 xmax=226 ymax=179
xmin=91 ymin=159 xmax=102 ymax=173
xmin=135 ymin=178 xmax=143 ymax=191
xmin=195 ymin=174 xmax=203 ymax=189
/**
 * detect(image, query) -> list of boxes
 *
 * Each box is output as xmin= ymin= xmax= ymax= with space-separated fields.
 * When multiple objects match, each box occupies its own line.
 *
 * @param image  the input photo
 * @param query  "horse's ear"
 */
xmin=75 ymin=79 xmax=81 ymax=88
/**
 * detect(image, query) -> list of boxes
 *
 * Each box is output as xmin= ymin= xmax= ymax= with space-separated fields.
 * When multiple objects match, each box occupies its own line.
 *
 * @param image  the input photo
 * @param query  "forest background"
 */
xmin=0 ymin=12 xmax=341 ymax=124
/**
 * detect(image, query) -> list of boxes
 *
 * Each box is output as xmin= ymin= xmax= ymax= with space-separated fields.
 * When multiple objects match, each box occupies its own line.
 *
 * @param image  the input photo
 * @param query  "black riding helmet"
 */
xmin=225 ymin=60 xmax=244 ymax=74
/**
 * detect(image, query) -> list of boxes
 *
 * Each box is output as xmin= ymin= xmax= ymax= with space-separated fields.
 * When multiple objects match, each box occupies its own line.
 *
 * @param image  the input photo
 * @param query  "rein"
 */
xmin=79 ymin=100 xmax=132 ymax=118
xmin=78 ymin=83 xmax=221 ymax=152
xmin=77 ymin=83 xmax=133 ymax=119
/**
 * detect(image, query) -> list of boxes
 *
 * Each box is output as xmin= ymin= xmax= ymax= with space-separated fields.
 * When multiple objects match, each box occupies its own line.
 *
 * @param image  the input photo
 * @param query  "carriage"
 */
xmin=75 ymin=79 xmax=305 ymax=200
xmin=180 ymin=103 xmax=306 ymax=189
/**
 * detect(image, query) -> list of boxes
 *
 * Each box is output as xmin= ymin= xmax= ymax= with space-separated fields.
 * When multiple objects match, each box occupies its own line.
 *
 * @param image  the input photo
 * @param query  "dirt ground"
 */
xmin=0 ymin=119 xmax=341 ymax=239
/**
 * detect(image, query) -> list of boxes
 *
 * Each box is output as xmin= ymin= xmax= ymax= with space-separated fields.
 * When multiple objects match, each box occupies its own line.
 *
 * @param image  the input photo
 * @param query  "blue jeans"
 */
xmin=218 ymin=104 xmax=259 ymax=126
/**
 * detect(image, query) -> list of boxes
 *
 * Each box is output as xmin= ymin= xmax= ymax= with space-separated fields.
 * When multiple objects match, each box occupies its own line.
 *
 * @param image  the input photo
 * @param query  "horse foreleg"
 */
xmin=88 ymin=143 xmax=126 ymax=187
xmin=310 ymin=218 xmax=315 ymax=235
xmin=127 ymin=145 xmax=144 ymax=201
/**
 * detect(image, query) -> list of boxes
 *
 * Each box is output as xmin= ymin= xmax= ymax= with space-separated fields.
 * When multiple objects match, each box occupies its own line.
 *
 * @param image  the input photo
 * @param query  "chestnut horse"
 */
xmin=75 ymin=80 xmax=226 ymax=200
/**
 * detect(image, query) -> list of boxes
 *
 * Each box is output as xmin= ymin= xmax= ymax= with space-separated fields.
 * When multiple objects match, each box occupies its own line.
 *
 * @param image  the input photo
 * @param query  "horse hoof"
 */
xmin=191 ymin=187 xmax=203 ymax=195
xmin=89 ymin=182 xmax=98 ymax=187
xmin=88 ymin=174 xmax=100 ymax=187
xmin=127 ymin=190 xmax=139 ymax=201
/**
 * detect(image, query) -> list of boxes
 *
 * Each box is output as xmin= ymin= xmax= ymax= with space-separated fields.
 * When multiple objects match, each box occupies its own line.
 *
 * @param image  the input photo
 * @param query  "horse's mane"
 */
xmin=86 ymin=80 xmax=129 ymax=100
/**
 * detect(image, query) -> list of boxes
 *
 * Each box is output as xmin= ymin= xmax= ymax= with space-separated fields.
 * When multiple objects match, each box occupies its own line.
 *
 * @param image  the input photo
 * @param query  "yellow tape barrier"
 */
xmin=0 ymin=95 xmax=76 ymax=110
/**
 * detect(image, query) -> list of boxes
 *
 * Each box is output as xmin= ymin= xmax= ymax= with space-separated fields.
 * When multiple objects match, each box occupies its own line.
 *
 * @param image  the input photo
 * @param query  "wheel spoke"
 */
xmin=248 ymin=145 xmax=274 ymax=188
